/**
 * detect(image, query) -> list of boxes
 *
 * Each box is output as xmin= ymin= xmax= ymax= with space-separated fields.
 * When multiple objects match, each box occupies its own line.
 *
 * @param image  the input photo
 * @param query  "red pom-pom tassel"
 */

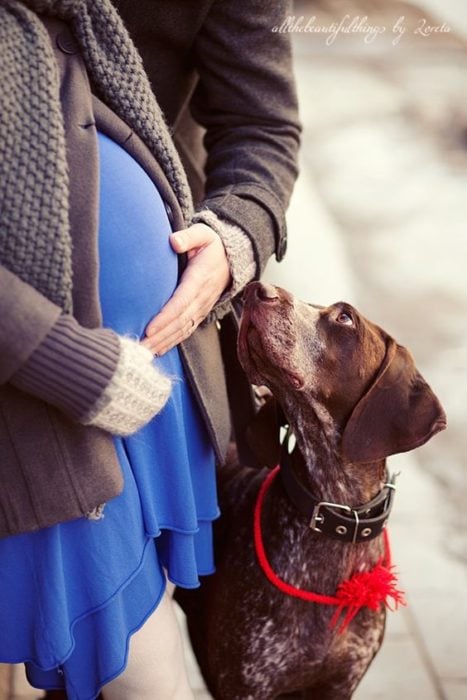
xmin=331 ymin=562 xmax=406 ymax=632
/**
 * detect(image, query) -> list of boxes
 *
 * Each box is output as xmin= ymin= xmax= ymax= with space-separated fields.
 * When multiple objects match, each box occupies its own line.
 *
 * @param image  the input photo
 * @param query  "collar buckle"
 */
xmin=309 ymin=501 xmax=352 ymax=533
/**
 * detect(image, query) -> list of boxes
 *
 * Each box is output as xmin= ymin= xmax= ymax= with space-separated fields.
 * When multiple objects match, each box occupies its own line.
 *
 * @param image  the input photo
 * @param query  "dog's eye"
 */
xmin=336 ymin=312 xmax=353 ymax=326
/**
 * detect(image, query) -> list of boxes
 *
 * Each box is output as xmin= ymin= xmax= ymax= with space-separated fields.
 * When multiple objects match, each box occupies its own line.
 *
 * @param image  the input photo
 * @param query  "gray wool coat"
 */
xmin=0 ymin=3 xmax=300 ymax=537
xmin=113 ymin=0 xmax=301 ymax=271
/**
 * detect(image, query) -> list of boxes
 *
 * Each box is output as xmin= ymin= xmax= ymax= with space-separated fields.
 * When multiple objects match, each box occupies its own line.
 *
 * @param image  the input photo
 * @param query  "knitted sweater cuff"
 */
xmin=192 ymin=209 xmax=257 ymax=322
xmin=81 ymin=337 xmax=172 ymax=436
xmin=11 ymin=314 xmax=120 ymax=421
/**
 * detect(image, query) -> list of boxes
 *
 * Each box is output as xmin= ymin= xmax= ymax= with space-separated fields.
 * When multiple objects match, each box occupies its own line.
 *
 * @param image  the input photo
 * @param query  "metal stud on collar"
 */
xmin=280 ymin=424 xmax=297 ymax=455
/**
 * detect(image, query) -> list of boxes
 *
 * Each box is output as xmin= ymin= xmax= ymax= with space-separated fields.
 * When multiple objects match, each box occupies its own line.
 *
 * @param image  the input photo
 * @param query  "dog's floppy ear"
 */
xmin=342 ymin=339 xmax=446 ymax=463
xmin=246 ymin=395 xmax=282 ymax=468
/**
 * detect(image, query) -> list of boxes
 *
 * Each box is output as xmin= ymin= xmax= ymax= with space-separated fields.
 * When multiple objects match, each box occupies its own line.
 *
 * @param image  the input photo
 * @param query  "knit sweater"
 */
xmin=0 ymin=0 xmax=193 ymax=312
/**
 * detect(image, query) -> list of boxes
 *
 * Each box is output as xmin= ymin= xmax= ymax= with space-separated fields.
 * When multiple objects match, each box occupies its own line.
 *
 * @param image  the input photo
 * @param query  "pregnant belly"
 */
xmin=96 ymin=131 xmax=178 ymax=337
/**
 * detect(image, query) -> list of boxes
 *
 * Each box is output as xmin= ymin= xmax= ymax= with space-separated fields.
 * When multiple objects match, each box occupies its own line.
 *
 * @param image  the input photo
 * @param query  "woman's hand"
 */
xmin=141 ymin=223 xmax=231 ymax=355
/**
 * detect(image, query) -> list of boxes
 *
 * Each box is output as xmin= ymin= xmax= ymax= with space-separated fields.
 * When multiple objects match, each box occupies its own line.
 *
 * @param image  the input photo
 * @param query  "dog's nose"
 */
xmin=256 ymin=282 xmax=279 ymax=302
xmin=243 ymin=281 xmax=280 ymax=305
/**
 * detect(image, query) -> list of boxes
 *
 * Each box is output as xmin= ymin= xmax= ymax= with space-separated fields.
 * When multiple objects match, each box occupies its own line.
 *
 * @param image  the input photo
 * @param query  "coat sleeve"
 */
xmin=0 ymin=264 xmax=172 ymax=436
xmin=0 ymin=262 xmax=121 ymax=420
xmin=0 ymin=263 xmax=62 ymax=383
xmin=190 ymin=0 xmax=301 ymax=275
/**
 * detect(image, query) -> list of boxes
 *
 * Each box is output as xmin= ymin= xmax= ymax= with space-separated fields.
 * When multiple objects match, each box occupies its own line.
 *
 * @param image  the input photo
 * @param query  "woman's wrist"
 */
xmin=192 ymin=209 xmax=257 ymax=300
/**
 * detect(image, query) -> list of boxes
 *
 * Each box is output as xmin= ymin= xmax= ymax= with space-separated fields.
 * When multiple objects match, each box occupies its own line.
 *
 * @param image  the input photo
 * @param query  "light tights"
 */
xmin=102 ymin=583 xmax=194 ymax=700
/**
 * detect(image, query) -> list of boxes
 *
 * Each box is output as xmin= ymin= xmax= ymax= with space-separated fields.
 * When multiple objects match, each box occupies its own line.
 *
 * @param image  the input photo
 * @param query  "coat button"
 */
xmin=56 ymin=31 xmax=79 ymax=55
xmin=164 ymin=201 xmax=175 ymax=226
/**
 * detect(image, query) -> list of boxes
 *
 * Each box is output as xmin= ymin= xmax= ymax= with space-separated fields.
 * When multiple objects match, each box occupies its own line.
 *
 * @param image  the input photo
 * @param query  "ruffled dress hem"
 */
xmin=26 ymin=577 xmax=166 ymax=700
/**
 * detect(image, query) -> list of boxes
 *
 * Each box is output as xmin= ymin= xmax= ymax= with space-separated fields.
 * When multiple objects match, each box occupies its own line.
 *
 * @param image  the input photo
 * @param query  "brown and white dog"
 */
xmin=177 ymin=282 xmax=446 ymax=700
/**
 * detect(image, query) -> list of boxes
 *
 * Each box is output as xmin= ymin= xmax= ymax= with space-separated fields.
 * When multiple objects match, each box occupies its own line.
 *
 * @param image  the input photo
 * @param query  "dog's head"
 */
xmin=238 ymin=282 xmax=446 ymax=464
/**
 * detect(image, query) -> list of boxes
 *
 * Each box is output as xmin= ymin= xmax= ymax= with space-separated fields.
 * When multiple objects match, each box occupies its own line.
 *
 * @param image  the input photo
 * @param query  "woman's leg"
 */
xmin=102 ymin=585 xmax=194 ymax=700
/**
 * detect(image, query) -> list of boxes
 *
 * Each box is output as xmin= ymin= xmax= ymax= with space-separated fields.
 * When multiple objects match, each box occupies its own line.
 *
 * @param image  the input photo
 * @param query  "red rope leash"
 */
xmin=253 ymin=466 xmax=406 ymax=633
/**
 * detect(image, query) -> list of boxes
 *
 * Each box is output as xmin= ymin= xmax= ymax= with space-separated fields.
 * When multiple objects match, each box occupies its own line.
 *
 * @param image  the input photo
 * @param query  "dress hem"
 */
xmin=26 ymin=579 xmax=167 ymax=700
xmin=146 ymin=509 xmax=220 ymax=539
xmin=1 ymin=536 xmax=157 ymax=670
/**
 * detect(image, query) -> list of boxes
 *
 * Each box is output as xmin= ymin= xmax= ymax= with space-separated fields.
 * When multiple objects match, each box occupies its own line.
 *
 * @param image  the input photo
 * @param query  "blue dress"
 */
xmin=0 ymin=132 xmax=218 ymax=699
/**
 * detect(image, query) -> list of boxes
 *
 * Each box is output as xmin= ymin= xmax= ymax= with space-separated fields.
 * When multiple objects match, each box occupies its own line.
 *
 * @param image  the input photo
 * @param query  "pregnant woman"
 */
xmin=0 ymin=1 xmax=300 ymax=698
xmin=0 ymin=1 xmax=250 ymax=698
